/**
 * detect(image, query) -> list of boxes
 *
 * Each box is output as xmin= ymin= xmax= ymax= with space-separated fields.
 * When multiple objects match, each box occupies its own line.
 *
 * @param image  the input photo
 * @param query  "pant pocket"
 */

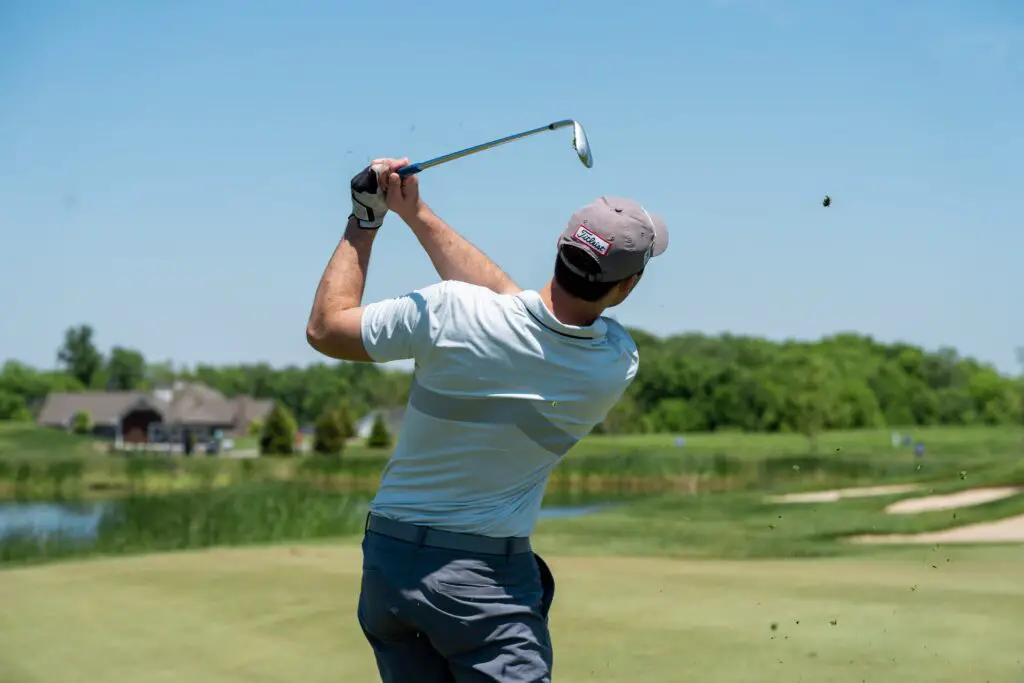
xmin=534 ymin=553 xmax=555 ymax=621
xmin=358 ymin=568 xmax=404 ymax=640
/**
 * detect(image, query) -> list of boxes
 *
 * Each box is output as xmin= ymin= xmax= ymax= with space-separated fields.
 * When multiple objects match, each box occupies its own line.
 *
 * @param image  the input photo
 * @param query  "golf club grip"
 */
xmin=397 ymin=164 xmax=423 ymax=178
xmin=350 ymin=167 xmax=378 ymax=194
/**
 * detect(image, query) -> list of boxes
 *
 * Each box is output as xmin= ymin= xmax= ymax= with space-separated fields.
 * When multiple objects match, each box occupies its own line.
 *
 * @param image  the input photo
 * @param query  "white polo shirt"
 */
xmin=360 ymin=280 xmax=639 ymax=538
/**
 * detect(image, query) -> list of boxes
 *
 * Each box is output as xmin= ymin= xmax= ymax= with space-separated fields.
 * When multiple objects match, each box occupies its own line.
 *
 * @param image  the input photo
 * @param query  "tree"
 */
xmin=0 ymin=391 xmax=30 ymax=421
xmin=72 ymin=410 xmax=92 ymax=435
xmin=336 ymin=400 xmax=355 ymax=439
xmin=106 ymin=347 xmax=146 ymax=391
xmin=313 ymin=407 xmax=347 ymax=455
xmin=600 ymin=390 xmax=646 ymax=434
xmin=366 ymin=413 xmax=393 ymax=449
xmin=1 ymin=361 xmax=82 ymax=405
xmin=649 ymin=398 xmax=707 ymax=433
xmin=259 ymin=403 xmax=298 ymax=456
xmin=766 ymin=350 xmax=842 ymax=450
xmin=8 ymin=327 xmax=1024 ymax=438
xmin=57 ymin=325 xmax=104 ymax=388
xmin=145 ymin=360 xmax=177 ymax=387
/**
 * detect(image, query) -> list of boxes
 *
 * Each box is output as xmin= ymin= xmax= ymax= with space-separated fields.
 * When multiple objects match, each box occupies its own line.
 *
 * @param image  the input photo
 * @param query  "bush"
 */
xmin=72 ymin=411 xmax=92 ymax=435
xmin=336 ymin=400 xmax=355 ymax=440
xmin=0 ymin=391 xmax=30 ymax=421
xmin=259 ymin=404 xmax=298 ymax=456
xmin=313 ymin=407 xmax=347 ymax=455
xmin=247 ymin=419 xmax=263 ymax=437
xmin=366 ymin=413 xmax=392 ymax=449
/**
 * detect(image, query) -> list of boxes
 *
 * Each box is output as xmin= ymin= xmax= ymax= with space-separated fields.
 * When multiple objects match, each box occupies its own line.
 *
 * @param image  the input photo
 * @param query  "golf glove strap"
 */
xmin=350 ymin=163 xmax=389 ymax=229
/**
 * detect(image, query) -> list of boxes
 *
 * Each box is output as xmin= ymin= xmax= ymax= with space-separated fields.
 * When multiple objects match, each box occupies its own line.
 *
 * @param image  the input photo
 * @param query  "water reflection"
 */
xmin=0 ymin=499 xmax=611 ymax=546
xmin=0 ymin=501 xmax=111 ymax=541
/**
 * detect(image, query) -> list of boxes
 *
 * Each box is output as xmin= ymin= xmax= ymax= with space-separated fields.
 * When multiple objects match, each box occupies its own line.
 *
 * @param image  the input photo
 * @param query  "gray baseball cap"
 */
xmin=556 ymin=196 xmax=669 ymax=283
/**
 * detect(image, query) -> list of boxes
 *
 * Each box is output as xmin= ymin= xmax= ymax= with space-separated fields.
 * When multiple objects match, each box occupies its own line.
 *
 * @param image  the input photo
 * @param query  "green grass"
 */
xmin=2 ymin=423 xmax=1023 ymax=680
xmin=1 ymin=543 xmax=1022 ymax=683
xmin=575 ymin=425 xmax=1024 ymax=460
xmin=2 ymin=423 xmax=1022 ymax=506
xmin=4 ymin=423 xmax=1021 ymax=463
xmin=0 ymin=422 xmax=99 ymax=461
xmin=533 ymin=479 xmax=1024 ymax=559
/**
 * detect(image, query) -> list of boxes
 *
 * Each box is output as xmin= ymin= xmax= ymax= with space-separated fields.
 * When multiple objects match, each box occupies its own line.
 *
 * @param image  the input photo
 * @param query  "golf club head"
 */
xmin=572 ymin=121 xmax=593 ymax=168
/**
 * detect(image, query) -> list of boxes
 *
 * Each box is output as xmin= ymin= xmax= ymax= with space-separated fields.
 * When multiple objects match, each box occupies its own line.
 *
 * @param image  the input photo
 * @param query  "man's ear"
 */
xmin=618 ymin=272 xmax=642 ymax=295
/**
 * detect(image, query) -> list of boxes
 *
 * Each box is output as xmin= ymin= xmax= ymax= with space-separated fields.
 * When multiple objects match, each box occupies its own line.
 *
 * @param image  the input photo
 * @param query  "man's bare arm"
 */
xmin=305 ymin=216 xmax=377 ymax=362
xmin=402 ymin=203 xmax=521 ymax=295
xmin=377 ymin=166 xmax=520 ymax=295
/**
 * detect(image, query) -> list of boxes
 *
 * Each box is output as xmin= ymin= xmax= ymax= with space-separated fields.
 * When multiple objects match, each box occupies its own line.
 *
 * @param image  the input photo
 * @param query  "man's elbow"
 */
xmin=305 ymin=321 xmax=330 ymax=355
xmin=304 ymin=313 xmax=372 ymax=362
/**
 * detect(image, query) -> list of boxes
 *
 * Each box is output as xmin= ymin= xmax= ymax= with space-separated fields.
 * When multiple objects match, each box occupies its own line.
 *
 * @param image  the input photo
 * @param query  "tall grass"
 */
xmin=0 ymin=482 xmax=370 ymax=567
xmin=0 ymin=442 xmax=1018 ymax=505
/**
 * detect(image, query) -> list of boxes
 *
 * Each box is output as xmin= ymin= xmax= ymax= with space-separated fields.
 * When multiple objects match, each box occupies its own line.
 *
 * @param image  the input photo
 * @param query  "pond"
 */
xmin=0 ymin=490 xmax=615 ymax=565
xmin=0 ymin=500 xmax=612 ymax=542
xmin=0 ymin=501 xmax=112 ymax=542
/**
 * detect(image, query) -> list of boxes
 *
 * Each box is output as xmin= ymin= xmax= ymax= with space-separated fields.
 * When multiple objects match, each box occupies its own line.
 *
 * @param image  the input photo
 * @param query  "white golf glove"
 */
xmin=350 ymin=163 xmax=390 ymax=229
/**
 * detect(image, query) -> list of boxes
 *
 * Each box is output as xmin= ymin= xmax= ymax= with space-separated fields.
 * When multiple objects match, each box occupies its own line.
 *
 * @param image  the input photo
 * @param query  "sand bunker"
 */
xmin=851 ymin=514 xmax=1024 ymax=544
xmin=767 ymin=484 xmax=920 ymax=504
xmin=884 ymin=487 xmax=1021 ymax=515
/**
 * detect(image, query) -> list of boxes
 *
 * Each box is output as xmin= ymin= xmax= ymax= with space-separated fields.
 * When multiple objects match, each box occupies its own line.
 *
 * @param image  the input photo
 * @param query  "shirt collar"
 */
xmin=515 ymin=290 xmax=606 ymax=340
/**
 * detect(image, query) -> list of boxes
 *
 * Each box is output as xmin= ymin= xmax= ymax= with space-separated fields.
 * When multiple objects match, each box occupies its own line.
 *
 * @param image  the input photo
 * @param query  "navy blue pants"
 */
xmin=357 ymin=528 xmax=556 ymax=682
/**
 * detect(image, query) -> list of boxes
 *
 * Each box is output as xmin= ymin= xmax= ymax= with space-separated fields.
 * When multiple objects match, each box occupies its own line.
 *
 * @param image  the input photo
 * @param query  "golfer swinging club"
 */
xmin=306 ymin=158 xmax=669 ymax=683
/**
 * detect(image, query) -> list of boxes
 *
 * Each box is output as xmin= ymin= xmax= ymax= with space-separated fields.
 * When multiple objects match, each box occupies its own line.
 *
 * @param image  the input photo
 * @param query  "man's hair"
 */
xmin=553 ymin=245 xmax=642 ymax=303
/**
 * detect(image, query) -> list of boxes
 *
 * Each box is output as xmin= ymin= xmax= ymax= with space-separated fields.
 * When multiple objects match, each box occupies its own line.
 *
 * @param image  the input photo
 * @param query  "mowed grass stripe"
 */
xmin=0 ymin=547 xmax=374 ymax=683
xmin=2 ymin=545 xmax=1024 ymax=683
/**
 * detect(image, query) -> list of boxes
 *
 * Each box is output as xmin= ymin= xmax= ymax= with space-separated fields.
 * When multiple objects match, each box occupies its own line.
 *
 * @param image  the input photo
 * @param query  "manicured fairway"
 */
xmin=2 ymin=543 xmax=1023 ymax=682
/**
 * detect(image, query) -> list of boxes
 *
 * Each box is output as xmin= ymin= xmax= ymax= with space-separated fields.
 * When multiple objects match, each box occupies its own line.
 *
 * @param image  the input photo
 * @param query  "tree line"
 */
xmin=1 ymin=324 xmax=1022 ymax=437
xmin=604 ymin=330 xmax=1023 ymax=437
xmin=0 ymin=325 xmax=410 ymax=427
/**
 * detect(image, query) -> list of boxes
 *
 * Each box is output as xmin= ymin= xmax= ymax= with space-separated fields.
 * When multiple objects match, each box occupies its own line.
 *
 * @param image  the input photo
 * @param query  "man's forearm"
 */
xmin=402 ymin=204 xmax=520 ymax=295
xmin=306 ymin=216 xmax=376 ymax=340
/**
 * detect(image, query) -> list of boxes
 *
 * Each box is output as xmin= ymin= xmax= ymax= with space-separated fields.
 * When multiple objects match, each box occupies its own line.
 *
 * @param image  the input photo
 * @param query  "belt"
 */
xmin=365 ymin=513 xmax=533 ymax=556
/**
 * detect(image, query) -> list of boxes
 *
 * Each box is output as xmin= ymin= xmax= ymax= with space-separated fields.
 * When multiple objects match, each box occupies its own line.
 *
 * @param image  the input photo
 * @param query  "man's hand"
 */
xmin=350 ymin=162 xmax=391 ymax=229
xmin=370 ymin=157 xmax=424 ymax=220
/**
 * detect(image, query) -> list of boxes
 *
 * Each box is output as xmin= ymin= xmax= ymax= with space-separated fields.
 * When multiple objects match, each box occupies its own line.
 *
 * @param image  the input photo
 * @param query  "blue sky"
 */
xmin=1 ymin=0 xmax=1021 ymax=374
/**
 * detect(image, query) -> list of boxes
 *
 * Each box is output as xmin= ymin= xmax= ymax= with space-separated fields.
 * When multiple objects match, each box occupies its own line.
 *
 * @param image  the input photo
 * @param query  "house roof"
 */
xmin=233 ymin=395 xmax=275 ymax=426
xmin=37 ymin=391 xmax=161 ymax=427
xmin=165 ymin=382 xmax=236 ymax=425
xmin=37 ymin=383 xmax=275 ymax=429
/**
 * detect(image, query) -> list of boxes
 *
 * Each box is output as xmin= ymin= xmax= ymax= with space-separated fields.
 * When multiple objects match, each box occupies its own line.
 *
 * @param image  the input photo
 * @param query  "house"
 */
xmin=36 ymin=381 xmax=274 ymax=446
xmin=355 ymin=407 xmax=405 ymax=441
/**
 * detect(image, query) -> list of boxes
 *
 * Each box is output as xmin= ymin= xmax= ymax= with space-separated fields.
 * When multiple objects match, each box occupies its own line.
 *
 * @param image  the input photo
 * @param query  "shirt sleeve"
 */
xmin=360 ymin=281 xmax=450 ymax=363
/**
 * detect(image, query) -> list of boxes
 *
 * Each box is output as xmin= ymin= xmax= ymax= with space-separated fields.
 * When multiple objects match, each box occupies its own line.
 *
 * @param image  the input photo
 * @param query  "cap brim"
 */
xmin=649 ymin=212 xmax=669 ymax=257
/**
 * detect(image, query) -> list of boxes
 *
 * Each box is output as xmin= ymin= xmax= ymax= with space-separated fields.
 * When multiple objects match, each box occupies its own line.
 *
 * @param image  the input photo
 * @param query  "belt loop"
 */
xmin=415 ymin=526 xmax=427 ymax=549
xmin=364 ymin=511 xmax=371 ymax=534
xmin=505 ymin=538 xmax=513 ymax=561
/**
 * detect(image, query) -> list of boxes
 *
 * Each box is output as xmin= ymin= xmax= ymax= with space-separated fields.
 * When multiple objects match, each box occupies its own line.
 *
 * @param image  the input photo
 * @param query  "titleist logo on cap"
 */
xmin=573 ymin=225 xmax=611 ymax=255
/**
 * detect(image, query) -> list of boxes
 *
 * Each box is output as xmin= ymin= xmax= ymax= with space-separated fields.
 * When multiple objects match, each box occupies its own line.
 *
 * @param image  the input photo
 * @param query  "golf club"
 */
xmin=396 ymin=119 xmax=593 ymax=177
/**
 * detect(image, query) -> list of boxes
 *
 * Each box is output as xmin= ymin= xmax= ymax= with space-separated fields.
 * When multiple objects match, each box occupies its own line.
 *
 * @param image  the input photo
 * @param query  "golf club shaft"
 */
xmin=397 ymin=120 xmax=574 ymax=178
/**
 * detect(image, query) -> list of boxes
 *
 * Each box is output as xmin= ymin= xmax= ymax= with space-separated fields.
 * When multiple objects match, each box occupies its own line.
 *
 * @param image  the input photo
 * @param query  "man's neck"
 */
xmin=538 ymin=280 xmax=605 ymax=327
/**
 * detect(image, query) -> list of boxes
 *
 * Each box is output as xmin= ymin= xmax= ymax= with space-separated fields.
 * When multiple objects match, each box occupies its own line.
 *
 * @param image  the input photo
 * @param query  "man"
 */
xmin=306 ymin=158 xmax=669 ymax=683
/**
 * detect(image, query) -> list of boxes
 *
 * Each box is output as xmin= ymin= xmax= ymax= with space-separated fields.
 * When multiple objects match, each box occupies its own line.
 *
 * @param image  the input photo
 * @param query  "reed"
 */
xmin=0 ymin=483 xmax=370 ymax=566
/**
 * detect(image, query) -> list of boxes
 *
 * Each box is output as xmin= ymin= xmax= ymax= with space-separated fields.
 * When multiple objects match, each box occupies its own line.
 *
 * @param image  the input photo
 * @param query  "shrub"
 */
xmin=336 ymin=400 xmax=355 ymax=439
xmin=260 ymin=404 xmax=297 ymax=456
xmin=0 ymin=391 xmax=29 ymax=421
xmin=72 ymin=411 xmax=92 ymax=435
xmin=313 ymin=407 xmax=346 ymax=455
xmin=366 ymin=413 xmax=392 ymax=449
